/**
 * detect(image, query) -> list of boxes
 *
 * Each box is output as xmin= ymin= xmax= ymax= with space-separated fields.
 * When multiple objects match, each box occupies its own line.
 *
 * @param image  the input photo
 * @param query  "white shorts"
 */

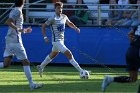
xmin=3 ymin=43 xmax=27 ymax=60
xmin=52 ymin=41 xmax=69 ymax=53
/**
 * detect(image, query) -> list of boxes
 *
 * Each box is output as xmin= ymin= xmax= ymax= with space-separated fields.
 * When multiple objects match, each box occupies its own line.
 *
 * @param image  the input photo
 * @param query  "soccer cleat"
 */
xmin=37 ymin=65 xmax=43 ymax=77
xmin=101 ymin=75 xmax=113 ymax=92
xmin=30 ymin=83 xmax=43 ymax=90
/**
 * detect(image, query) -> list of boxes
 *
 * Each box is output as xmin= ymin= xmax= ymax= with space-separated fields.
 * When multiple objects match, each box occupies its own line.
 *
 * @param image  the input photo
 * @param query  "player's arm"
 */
xmin=66 ymin=18 xmax=80 ymax=33
xmin=5 ymin=18 xmax=23 ymax=33
xmin=42 ymin=17 xmax=53 ymax=43
xmin=5 ymin=19 xmax=32 ymax=33
xmin=5 ymin=9 xmax=20 ymax=31
xmin=5 ymin=18 xmax=19 ymax=31
xmin=128 ymin=27 xmax=136 ymax=42
xmin=5 ymin=10 xmax=32 ymax=33
xmin=42 ymin=23 xmax=49 ymax=43
xmin=66 ymin=21 xmax=80 ymax=33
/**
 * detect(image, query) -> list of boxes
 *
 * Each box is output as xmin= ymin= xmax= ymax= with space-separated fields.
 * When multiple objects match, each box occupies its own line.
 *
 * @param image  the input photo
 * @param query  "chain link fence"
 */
xmin=0 ymin=0 xmax=14 ymax=24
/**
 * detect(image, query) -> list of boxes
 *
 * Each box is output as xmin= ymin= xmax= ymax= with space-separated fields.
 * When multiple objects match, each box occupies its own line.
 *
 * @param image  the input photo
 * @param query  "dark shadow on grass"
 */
xmin=0 ymin=65 xmax=138 ymax=93
xmin=0 ymin=81 xmax=137 ymax=93
xmin=0 ymin=65 xmax=127 ymax=73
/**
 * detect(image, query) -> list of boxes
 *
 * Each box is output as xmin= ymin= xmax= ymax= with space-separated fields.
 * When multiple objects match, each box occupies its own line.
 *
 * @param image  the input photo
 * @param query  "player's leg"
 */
xmin=64 ymin=50 xmax=83 ymax=72
xmin=3 ymin=56 xmax=13 ymax=68
xmin=39 ymin=51 xmax=59 ymax=69
xmin=101 ymin=74 xmax=132 ymax=92
xmin=37 ymin=51 xmax=59 ymax=77
xmin=15 ymin=43 xmax=43 ymax=90
xmin=102 ymin=46 xmax=131 ymax=91
xmin=21 ymin=59 xmax=34 ymax=85
xmin=126 ymin=46 xmax=139 ymax=82
xmin=0 ymin=44 xmax=13 ymax=68
xmin=21 ymin=59 xmax=43 ymax=90
xmin=102 ymin=46 xmax=139 ymax=92
xmin=0 ymin=56 xmax=12 ymax=68
xmin=102 ymin=75 xmax=133 ymax=91
xmin=129 ymin=70 xmax=138 ymax=82
xmin=101 ymin=75 xmax=114 ymax=92
xmin=102 ymin=70 xmax=139 ymax=92
xmin=37 ymin=43 xmax=59 ymax=77
xmin=40 ymin=42 xmax=60 ymax=68
xmin=112 ymin=47 xmax=135 ymax=83
xmin=55 ymin=41 xmax=83 ymax=72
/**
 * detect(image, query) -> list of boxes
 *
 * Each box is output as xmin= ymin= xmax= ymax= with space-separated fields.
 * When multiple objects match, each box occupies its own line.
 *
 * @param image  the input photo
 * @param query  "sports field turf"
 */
xmin=0 ymin=65 xmax=139 ymax=93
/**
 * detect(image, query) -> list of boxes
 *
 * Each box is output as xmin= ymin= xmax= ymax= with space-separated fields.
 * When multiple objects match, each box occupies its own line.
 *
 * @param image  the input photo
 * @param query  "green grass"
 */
xmin=0 ymin=65 xmax=139 ymax=93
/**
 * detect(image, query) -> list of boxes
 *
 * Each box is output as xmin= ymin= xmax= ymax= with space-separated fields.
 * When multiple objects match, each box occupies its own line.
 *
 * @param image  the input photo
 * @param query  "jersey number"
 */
xmin=57 ymin=24 xmax=65 ymax=32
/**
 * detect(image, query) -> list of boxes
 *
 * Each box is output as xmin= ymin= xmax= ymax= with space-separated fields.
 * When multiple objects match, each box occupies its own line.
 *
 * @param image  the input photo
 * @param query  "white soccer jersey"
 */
xmin=3 ymin=7 xmax=27 ymax=60
xmin=45 ymin=14 xmax=70 ymax=42
xmin=135 ymin=25 xmax=140 ymax=36
xmin=5 ymin=7 xmax=23 ymax=44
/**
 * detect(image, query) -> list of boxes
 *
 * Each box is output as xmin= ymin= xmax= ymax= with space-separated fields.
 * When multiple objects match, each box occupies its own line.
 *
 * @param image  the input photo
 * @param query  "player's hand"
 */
xmin=128 ymin=31 xmax=135 ymax=42
xmin=75 ymin=27 xmax=80 ymax=33
xmin=44 ymin=37 xmax=49 ymax=44
xmin=23 ymin=26 xmax=32 ymax=33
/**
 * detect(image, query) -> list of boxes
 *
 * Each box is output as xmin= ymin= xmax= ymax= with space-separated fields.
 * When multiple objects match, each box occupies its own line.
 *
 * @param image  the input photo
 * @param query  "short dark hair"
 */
xmin=54 ymin=2 xmax=63 ymax=8
xmin=15 ymin=0 xmax=24 ymax=7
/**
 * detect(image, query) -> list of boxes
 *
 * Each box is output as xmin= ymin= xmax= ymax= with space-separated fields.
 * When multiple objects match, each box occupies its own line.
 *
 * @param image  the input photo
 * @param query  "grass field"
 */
xmin=0 ymin=65 xmax=139 ymax=93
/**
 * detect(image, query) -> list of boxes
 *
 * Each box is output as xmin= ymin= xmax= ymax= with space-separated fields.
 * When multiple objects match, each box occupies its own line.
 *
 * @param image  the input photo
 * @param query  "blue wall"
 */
xmin=0 ymin=26 xmax=130 ymax=65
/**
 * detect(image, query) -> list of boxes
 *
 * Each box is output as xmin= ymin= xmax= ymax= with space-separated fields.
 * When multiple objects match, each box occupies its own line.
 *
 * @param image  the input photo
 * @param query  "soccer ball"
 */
xmin=80 ymin=70 xmax=90 ymax=79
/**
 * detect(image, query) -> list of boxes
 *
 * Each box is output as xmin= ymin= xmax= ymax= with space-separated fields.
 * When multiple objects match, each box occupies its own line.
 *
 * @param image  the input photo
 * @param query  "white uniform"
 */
xmin=135 ymin=25 xmax=140 ymax=36
xmin=45 ymin=14 xmax=70 ymax=53
xmin=3 ymin=7 xmax=27 ymax=60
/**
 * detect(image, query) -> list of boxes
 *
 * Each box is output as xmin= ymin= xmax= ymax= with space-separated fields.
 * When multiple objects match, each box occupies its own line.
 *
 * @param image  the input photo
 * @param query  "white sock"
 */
xmin=23 ymin=66 xmax=34 ymax=85
xmin=0 ymin=62 xmax=4 ymax=68
xmin=109 ymin=76 xmax=114 ymax=82
xmin=69 ymin=58 xmax=83 ymax=72
xmin=106 ymin=75 xmax=114 ymax=82
xmin=40 ymin=55 xmax=52 ymax=69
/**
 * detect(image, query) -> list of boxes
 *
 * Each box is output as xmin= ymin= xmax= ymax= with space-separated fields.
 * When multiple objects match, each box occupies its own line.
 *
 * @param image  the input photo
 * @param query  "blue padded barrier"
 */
xmin=0 ymin=25 xmax=130 ymax=65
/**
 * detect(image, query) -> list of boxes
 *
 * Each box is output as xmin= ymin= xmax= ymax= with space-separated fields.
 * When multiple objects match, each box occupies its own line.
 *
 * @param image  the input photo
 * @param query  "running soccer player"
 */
xmin=101 ymin=25 xmax=140 ymax=92
xmin=37 ymin=2 xmax=89 ymax=78
xmin=0 ymin=0 xmax=43 ymax=90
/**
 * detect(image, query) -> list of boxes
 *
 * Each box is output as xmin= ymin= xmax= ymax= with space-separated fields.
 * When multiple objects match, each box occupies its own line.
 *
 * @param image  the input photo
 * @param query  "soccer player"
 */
xmin=101 ymin=25 xmax=140 ymax=92
xmin=0 ymin=0 xmax=43 ymax=90
xmin=37 ymin=2 xmax=89 ymax=77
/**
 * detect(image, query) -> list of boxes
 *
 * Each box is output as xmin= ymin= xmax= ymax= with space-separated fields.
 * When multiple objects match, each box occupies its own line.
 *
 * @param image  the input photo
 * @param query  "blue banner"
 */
xmin=0 ymin=26 xmax=130 ymax=65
